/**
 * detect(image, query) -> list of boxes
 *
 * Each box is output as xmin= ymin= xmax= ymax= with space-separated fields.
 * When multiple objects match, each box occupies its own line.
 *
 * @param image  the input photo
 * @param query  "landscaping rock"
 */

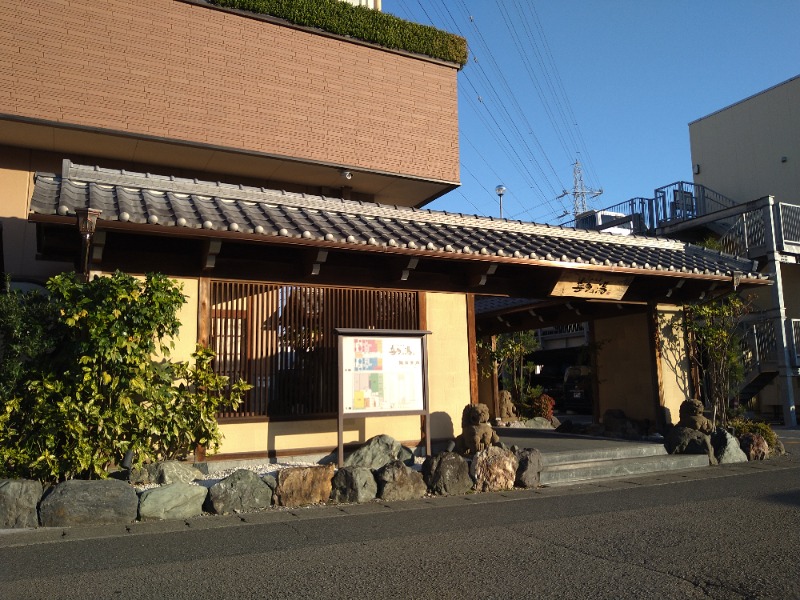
xmin=39 ymin=479 xmax=138 ymax=527
xmin=376 ymin=460 xmax=427 ymax=501
xmin=330 ymin=466 xmax=377 ymax=504
xmin=127 ymin=465 xmax=153 ymax=486
xmin=471 ymin=446 xmax=518 ymax=492
xmin=138 ymin=483 xmax=208 ymax=521
xmin=206 ymin=469 xmax=274 ymax=515
xmin=772 ymin=439 xmax=786 ymax=456
xmin=711 ymin=428 xmax=748 ymax=464
xmin=275 ymin=464 xmax=335 ymax=508
xmin=0 ymin=479 xmax=43 ymax=528
xmin=344 ymin=435 xmax=413 ymax=470
xmin=514 ymin=448 xmax=543 ymax=489
xmin=153 ymin=461 xmax=204 ymax=485
xmin=739 ymin=432 xmax=769 ymax=461
xmin=602 ymin=409 xmax=644 ymax=439
xmin=421 ymin=452 xmax=472 ymax=496
xmin=664 ymin=426 xmax=716 ymax=465
xmin=262 ymin=474 xmax=277 ymax=491
xmin=525 ymin=417 xmax=554 ymax=430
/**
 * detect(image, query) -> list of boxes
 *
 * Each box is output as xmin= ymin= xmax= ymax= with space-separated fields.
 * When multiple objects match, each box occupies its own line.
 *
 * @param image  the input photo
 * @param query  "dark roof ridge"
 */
xmin=62 ymin=161 xmax=688 ymax=252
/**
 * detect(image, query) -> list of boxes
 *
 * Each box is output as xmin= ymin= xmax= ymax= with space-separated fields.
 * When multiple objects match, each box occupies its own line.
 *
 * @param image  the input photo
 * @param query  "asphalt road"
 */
xmin=1 ymin=456 xmax=799 ymax=600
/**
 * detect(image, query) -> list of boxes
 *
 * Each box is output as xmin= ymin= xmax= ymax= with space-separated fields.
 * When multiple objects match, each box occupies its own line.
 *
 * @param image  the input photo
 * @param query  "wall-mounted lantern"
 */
xmin=75 ymin=207 xmax=101 ymax=282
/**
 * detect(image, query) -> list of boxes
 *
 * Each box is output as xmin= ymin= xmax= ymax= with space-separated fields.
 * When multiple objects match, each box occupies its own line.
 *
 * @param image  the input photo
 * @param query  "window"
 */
xmin=209 ymin=281 xmax=419 ymax=420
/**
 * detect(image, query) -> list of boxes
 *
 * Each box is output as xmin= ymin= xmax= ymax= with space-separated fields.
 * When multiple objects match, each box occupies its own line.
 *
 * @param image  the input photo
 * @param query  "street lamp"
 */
xmin=495 ymin=184 xmax=506 ymax=219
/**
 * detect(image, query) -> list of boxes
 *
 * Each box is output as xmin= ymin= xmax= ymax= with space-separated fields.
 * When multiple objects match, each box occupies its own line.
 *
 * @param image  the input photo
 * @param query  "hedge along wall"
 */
xmin=207 ymin=0 xmax=468 ymax=67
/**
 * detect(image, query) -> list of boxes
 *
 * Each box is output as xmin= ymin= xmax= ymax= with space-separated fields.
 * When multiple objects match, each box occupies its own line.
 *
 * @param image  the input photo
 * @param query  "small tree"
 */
xmin=684 ymin=294 xmax=750 ymax=426
xmin=479 ymin=331 xmax=540 ymax=404
xmin=0 ymin=272 xmax=248 ymax=483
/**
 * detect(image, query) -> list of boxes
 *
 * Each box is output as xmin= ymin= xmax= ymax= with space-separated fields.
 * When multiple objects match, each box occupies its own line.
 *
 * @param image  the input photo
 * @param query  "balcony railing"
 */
xmin=739 ymin=318 xmax=778 ymax=374
xmin=653 ymin=182 xmax=738 ymax=229
xmin=718 ymin=208 xmax=767 ymax=257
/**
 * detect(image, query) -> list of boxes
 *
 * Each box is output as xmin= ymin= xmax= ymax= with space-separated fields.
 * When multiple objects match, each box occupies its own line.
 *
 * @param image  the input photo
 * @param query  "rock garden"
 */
xmin=0 ymin=404 xmax=545 ymax=530
xmin=2 ymin=398 xmax=785 ymax=530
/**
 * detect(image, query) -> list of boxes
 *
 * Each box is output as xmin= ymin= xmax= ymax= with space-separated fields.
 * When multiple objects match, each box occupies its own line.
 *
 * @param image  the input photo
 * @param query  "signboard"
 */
xmin=550 ymin=272 xmax=633 ymax=300
xmin=336 ymin=329 xmax=430 ymax=466
xmin=340 ymin=336 xmax=425 ymax=414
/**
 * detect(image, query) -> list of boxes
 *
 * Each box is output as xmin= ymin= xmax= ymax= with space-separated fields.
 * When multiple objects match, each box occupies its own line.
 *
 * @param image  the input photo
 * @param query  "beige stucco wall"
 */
xmin=656 ymin=305 xmax=692 ymax=424
xmin=594 ymin=312 xmax=657 ymax=423
xmin=690 ymin=76 xmax=800 ymax=204
xmin=0 ymin=147 xmax=67 ymax=282
xmin=218 ymin=291 xmax=471 ymax=456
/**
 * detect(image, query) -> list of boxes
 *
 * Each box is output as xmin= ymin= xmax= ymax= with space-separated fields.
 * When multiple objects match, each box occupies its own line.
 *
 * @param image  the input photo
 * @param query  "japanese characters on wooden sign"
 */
xmin=550 ymin=272 xmax=633 ymax=300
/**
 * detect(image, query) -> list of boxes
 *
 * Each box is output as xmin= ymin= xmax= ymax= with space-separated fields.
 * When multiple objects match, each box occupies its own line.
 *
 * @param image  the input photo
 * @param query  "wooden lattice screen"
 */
xmin=209 ymin=281 xmax=419 ymax=419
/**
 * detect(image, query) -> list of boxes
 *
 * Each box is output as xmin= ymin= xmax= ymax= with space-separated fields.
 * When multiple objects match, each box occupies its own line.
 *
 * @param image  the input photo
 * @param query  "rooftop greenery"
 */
xmin=207 ymin=0 xmax=468 ymax=67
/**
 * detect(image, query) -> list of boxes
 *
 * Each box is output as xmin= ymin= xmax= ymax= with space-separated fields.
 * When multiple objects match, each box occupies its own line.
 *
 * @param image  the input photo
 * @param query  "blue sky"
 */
xmin=383 ymin=1 xmax=800 ymax=224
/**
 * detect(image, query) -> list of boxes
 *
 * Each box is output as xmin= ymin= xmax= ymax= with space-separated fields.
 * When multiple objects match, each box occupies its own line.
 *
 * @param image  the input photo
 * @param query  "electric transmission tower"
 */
xmin=556 ymin=159 xmax=603 ymax=217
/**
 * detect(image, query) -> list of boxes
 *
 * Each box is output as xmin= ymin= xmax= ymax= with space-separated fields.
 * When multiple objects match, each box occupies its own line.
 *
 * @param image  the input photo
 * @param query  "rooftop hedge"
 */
xmin=207 ymin=0 xmax=468 ymax=67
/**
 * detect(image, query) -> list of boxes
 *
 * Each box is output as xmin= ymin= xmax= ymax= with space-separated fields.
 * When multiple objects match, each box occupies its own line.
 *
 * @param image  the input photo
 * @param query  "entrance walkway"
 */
xmin=496 ymin=426 xmax=709 ymax=486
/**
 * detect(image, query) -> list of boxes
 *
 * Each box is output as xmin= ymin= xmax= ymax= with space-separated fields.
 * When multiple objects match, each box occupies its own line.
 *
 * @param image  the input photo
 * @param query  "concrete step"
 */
xmin=541 ymin=442 xmax=669 ymax=468
xmin=540 ymin=452 xmax=709 ymax=487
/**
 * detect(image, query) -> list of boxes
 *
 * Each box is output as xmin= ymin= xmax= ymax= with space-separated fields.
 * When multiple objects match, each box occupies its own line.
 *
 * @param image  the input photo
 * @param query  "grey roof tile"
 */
xmin=28 ymin=163 xmax=764 ymax=280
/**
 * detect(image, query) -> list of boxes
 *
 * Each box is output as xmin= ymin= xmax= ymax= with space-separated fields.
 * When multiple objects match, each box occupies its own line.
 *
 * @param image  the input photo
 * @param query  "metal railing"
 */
xmin=780 ymin=203 xmax=800 ymax=246
xmin=739 ymin=318 xmax=778 ymax=374
xmin=718 ymin=208 xmax=766 ymax=257
xmin=560 ymin=198 xmax=652 ymax=234
xmin=653 ymin=182 xmax=738 ymax=229
xmin=792 ymin=320 xmax=800 ymax=368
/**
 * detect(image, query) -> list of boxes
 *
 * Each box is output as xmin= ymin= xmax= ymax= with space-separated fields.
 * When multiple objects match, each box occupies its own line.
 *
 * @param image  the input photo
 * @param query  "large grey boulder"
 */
xmin=471 ymin=446 xmax=518 ymax=492
xmin=421 ymin=452 xmax=473 ymax=496
xmin=514 ymin=448 xmax=543 ymax=488
xmin=376 ymin=461 xmax=427 ymax=501
xmin=206 ymin=469 xmax=274 ymax=515
xmin=344 ymin=435 xmax=414 ymax=470
xmin=152 ymin=461 xmax=205 ymax=485
xmin=665 ymin=426 xmax=716 ymax=465
xmin=525 ymin=417 xmax=554 ymax=430
xmin=39 ymin=479 xmax=138 ymax=527
xmin=0 ymin=479 xmax=43 ymax=528
xmin=275 ymin=464 xmax=335 ymax=508
xmin=330 ymin=466 xmax=378 ymax=504
xmin=711 ymin=428 xmax=748 ymax=464
xmin=138 ymin=483 xmax=208 ymax=521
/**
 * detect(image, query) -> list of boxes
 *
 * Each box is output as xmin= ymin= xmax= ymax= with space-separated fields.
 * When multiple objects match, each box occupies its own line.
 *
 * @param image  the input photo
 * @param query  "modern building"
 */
xmin=688 ymin=75 xmax=800 ymax=426
xmin=0 ymin=0 xmax=770 ymax=461
xmin=577 ymin=75 xmax=800 ymax=426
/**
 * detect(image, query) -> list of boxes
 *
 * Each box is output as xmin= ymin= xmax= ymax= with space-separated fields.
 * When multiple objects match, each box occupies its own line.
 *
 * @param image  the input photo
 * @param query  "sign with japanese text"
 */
xmin=339 ymin=335 xmax=426 ymax=414
xmin=550 ymin=272 xmax=633 ymax=300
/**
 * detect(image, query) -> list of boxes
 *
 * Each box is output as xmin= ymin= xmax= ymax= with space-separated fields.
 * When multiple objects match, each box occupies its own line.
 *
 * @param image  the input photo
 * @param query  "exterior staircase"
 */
xmin=538 ymin=442 xmax=708 ymax=486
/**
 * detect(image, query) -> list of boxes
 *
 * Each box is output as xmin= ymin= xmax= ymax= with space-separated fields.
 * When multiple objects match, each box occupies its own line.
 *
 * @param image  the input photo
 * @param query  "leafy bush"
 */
xmin=729 ymin=417 xmax=777 ymax=449
xmin=0 ymin=272 xmax=248 ymax=483
xmin=208 ymin=0 xmax=468 ymax=66
xmin=0 ymin=279 xmax=59 ymax=400
xmin=529 ymin=393 xmax=555 ymax=421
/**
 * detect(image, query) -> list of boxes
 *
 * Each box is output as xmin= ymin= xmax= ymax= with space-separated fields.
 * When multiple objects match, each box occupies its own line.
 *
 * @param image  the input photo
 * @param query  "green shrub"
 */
xmin=729 ymin=417 xmax=777 ymax=449
xmin=0 ymin=279 xmax=59 ymax=400
xmin=0 ymin=272 xmax=248 ymax=483
xmin=208 ymin=0 xmax=468 ymax=66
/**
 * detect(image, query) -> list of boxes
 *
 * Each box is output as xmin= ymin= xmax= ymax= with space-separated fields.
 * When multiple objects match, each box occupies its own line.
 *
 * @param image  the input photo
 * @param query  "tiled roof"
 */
xmin=29 ymin=162 xmax=763 ymax=280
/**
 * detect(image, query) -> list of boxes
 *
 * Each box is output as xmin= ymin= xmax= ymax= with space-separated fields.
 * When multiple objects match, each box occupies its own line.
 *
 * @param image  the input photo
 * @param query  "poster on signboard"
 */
xmin=340 ymin=335 xmax=425 ymax=414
